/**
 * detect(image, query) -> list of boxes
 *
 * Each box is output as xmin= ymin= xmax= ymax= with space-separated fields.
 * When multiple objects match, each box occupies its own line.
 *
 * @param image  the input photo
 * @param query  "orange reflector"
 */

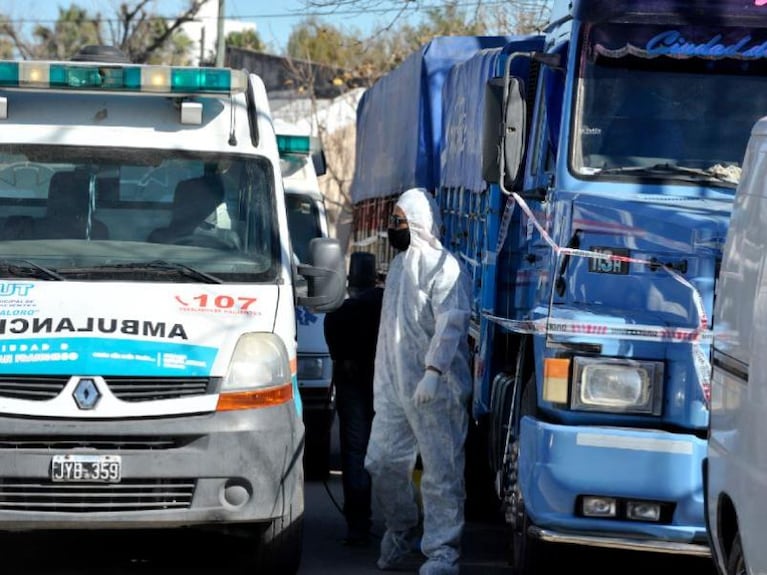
xmin=543 ymin=358 xmax=570 ymax=404
xmin=216 ymin=382 xmax=293 ymax=411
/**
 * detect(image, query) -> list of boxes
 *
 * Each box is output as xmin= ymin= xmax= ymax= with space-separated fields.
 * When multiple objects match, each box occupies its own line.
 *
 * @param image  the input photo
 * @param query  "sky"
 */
xmin=4 ymin=0 xmax=427 ymax=54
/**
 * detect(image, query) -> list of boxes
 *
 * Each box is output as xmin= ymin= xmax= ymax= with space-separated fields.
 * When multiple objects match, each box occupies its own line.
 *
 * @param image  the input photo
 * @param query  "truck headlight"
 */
xmin=571 ymin=357 xmax=663 ymax=415
xmin=297 ymin=356 xmax=327 ymax=380
xmin=222 ymin=333 xmax=291 ymax=392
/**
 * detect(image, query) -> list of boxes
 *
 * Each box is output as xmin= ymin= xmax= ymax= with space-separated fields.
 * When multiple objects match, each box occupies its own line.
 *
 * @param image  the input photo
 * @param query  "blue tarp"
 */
xmin=440 ymin=35 xmax=546 ymax=192
xmin=351 ymin=36 xmax=513 ymax=204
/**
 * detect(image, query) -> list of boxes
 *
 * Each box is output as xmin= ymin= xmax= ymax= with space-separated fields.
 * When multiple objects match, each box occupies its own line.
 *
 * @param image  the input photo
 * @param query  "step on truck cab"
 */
xmin=276 ymin=119 xmax=336 ymax=479
xmin=0 ymin=46 xmax=346 ymax=573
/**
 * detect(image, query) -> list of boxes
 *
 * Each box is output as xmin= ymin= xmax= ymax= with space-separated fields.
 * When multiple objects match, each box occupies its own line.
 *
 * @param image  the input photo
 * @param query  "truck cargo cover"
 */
xmin=351 ymin=36 xmax=513 ymax=204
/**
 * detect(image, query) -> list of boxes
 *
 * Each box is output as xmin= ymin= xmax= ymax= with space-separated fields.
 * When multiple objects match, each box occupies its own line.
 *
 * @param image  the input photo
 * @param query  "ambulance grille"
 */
xmin=104 ymin=377 xmax=214 ymax=401
xmin=0 ymin=376 xmax=68 ymax=400
xmin=0 ymin=436 xmax=196 ymax=450
xmin=0 ymin=478 xmax=195 ymax=512
xmin=0 ymin=376 xmax=216 ymax=402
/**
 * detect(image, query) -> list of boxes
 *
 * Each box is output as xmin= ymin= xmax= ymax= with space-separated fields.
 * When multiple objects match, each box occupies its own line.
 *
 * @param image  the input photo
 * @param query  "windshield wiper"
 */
xmin=0 ymin=259 xmax=65 ymax=281
xmin=95 ymin=260 xmax=223 ymax=284
xmin=597 ymin=163 xmax=738 ymax=184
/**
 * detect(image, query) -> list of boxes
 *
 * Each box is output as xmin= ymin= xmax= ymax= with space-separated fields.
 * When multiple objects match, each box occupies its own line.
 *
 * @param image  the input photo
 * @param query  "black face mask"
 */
xmin=387 ymin=227 xmax=410 ymax=251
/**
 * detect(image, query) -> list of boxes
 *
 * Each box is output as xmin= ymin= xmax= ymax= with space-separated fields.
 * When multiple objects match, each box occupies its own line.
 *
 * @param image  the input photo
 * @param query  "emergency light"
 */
xmin=0 ymin=60 xmax=248 ymax=96
xmin=276 ymin=134 xmax=312 ymax=156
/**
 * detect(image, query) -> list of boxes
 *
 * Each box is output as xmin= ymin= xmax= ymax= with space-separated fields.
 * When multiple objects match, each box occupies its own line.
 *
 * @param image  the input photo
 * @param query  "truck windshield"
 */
xmin=0 ymin=145 xmax=280 ymax=283
xmin=574 ymin=25 xmax=767 ymax=187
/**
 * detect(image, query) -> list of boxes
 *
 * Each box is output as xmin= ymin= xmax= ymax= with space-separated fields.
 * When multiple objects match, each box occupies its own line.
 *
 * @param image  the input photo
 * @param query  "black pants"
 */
xmin=333 ymin=359 xmax=375 ymax=537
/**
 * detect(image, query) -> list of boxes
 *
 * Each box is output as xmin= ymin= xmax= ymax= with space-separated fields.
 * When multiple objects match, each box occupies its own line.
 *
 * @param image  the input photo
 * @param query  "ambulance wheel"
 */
xmin=250 ymin=478 xmax=305 ymax=574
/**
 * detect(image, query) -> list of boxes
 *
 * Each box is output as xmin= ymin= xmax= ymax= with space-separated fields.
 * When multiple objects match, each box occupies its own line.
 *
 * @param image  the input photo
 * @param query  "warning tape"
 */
xmin=484 ymin=314 xmax=713 ymax=344
xmin=490 ymin=190 xmax=713 ymax=403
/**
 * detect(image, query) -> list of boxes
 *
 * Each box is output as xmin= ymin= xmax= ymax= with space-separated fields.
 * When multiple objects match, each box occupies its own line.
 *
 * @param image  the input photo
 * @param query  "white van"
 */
xmin=707 ymin=116 xmax=767 ymax=575
xmin=0 ymin=46 xmax=345 ymax=573
xmin=275 ymin=120 xmax=335 ymax=479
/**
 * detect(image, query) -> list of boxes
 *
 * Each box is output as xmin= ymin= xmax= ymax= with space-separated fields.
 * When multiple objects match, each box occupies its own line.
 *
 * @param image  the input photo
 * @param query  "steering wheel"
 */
xmin=171 ymin=233 xmax=238 ymax=250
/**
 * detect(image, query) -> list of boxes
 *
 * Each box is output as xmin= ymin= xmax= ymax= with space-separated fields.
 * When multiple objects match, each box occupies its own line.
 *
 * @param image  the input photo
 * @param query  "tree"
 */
xmin=302 ymin=0 xmax=553 ymax=38
xmin=226 ymin=29 xmax=266 ymax=53
xmin=286 ymin=17 xmax=355 ymax=67
xmin=0 ymin=1 xmax=211 ymax=64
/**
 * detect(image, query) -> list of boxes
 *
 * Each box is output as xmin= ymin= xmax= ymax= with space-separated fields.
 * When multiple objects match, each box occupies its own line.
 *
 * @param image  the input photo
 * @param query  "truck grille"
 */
xmin=0 ymin=376 xmax=215 ymax=402
xmin=0 ymin=478 xmax=195 ymax=512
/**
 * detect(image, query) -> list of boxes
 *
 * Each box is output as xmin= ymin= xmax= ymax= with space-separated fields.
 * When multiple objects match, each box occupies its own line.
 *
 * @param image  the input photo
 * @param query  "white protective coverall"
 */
xmin=364 ymin=187 xmax=472 ymax=575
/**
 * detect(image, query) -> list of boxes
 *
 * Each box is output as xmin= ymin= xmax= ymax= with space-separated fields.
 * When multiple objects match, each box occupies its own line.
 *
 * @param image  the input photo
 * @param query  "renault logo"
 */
xmin=73 ymin=378 xmax=101 ymax=410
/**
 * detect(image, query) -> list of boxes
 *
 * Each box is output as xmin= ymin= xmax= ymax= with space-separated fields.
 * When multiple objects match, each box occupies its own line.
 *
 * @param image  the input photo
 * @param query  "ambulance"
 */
xmin=0 ymin=45 xmax=345 ymax=573
xmin=276 ymin=119 xmax=336 ymax=479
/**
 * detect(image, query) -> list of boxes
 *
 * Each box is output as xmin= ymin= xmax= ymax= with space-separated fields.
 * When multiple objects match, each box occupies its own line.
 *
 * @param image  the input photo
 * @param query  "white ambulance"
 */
xmin=0 ymin=45 xmax=345 ymax=573
xmin=275 ymin=120 xmax=335 ymax=479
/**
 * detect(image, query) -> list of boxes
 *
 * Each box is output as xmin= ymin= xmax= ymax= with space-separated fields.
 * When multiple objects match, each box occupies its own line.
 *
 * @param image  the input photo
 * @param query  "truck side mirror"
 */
xmin=482 ymin=76 xmax=527 ymax=191
xmin=296 ymin=237 xmax=346 ymax=312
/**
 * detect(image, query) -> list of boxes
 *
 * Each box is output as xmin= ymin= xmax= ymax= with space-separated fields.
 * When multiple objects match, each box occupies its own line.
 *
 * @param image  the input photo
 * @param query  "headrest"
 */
xmin=171 ymin=174 xmax=225 ymax=227
xmin=47 ymin=171 xmax=90 ymax=217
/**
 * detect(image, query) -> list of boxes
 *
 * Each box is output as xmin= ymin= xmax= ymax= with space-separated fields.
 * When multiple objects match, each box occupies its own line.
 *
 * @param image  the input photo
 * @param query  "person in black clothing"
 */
xmin=324 ymin=251 xmax=384 ymax=547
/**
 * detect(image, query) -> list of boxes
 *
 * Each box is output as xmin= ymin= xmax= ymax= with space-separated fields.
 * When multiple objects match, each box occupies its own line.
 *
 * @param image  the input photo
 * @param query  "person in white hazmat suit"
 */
xmin=364 ymin=187 xmax=472 ymax=575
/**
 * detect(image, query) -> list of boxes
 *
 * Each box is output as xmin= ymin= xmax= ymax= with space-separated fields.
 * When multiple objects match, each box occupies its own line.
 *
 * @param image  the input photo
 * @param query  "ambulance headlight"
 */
xmin=571 ymin=357 xmax=663 ymax=415
xmin=222 ymin=333 xmax=291 ymax=391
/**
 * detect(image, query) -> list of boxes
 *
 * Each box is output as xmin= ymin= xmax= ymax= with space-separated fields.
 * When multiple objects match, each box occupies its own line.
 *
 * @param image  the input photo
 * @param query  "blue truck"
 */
xmin=351 ymin=1 xmax=767 ymax=572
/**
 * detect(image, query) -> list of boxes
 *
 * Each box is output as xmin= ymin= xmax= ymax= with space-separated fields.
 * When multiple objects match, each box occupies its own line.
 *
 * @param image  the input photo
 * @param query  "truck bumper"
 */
xmin=0 ymin=404 xmax=303 ymax=530
xmin=519 ymin=417 xmax=710 ymax=557
xmin=297 ymin=352 xmax=334 ymax=416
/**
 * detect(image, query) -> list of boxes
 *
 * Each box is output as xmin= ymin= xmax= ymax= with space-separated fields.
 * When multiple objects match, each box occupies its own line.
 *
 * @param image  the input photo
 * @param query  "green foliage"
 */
xmin=226 ymin=29 xmax=265 ymax=53
xmin=0 ymin=1 xmax=209 ymax=64
xmin=286 ymin=17 xmax=354 ymax=66
xmin=283 ymin=0 xmax=551 ymax=86
xmin=37 ymin=6 xmax=101 ymax=60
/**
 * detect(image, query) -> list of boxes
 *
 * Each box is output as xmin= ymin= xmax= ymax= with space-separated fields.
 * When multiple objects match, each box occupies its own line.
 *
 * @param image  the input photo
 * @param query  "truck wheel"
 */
xmin=250 ymin=479 xmax=305 ymax=574
xmin=728 ymin=532 xmax=747 ymax=575
xmin=507 ymin=375 xmax=544 ymax=574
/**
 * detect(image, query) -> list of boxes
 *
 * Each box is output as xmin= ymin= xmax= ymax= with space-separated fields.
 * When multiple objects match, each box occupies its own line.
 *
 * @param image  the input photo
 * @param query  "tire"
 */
xmin=510 ymin=502 xmax=541 ymax=575
xmin=508 ymin=375 xmax=545 ymax=575
xmin=728 ymin=532 xmax=747 ymax=575
xmin=251 ymin=478 xmax=305 ymax=575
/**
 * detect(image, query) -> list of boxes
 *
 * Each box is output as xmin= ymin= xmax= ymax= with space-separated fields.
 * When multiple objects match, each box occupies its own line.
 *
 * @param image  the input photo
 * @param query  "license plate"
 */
xmin=588 ymin=246 xmax=629 ymax=275
xmin=51 ymin=454 xmax=122 ymax=483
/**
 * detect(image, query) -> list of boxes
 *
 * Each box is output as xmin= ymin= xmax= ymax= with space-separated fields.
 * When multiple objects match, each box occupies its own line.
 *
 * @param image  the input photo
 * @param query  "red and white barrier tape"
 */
xmin=488 ymin=191 xmax=712 ymax=403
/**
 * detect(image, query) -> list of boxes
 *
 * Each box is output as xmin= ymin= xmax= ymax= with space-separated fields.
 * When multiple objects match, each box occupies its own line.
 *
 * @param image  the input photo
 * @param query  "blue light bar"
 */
xmin=0 ymin=61 xmax=247 ymax=95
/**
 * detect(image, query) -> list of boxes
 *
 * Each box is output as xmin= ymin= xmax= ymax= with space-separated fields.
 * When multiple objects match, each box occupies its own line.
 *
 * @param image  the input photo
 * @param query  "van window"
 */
xmin=285 ymin=193 xmax=323 ymax=265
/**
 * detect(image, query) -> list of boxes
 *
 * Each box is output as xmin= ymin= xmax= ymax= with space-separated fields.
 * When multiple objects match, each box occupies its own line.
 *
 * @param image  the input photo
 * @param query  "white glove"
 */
xmin=413 ymin=369 xmax=440 ymax=406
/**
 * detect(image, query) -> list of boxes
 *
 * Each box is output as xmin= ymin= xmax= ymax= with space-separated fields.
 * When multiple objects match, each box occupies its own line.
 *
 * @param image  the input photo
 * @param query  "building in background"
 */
xmin=181 ymin=0 xmax=256 ymax=65
xmin=227 ymin=46 xmax=365 ymax=255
